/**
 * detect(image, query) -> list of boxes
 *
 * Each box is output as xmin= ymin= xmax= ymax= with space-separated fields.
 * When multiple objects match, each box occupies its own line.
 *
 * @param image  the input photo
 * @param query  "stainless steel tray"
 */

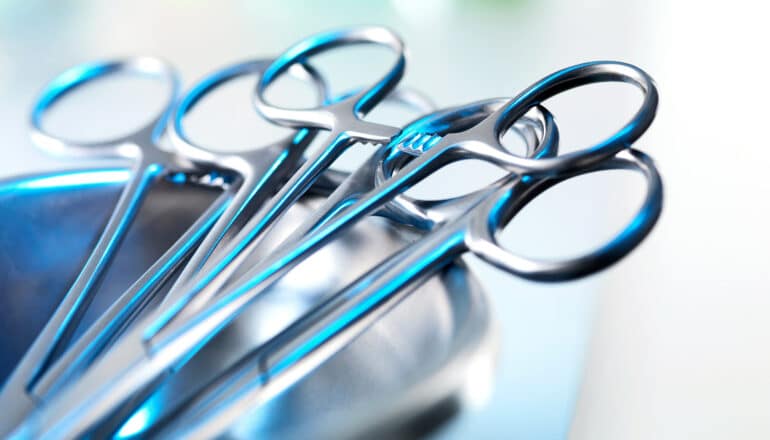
xmin=0 ymin=168 xmax=495 ymax=439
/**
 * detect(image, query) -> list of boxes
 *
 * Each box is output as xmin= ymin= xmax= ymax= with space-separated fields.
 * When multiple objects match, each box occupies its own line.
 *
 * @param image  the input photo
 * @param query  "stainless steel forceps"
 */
xmin=123 ymin=98 xmax=558 ymax=437
xmin=149 ymin=35 xmax=658 ymax=347
xmin=163 ymin=146 xmax=662 ymax=439
xmin=0 ymin=58 xmax=189 ymax=433
xmin=141 ymin=26 xmax=414 ymax=335
xmin=10 ymin=31 xmax=660 ymax=440
xmin=131 ymin=57 xmax=657 ymax=438
xmin=0 ymin=57 xmax=328 ymax=434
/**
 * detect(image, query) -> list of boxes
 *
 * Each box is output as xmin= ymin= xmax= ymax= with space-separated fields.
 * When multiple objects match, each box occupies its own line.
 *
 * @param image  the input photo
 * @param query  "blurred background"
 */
xmin=1 ymin=1 xmax=768 ymax=439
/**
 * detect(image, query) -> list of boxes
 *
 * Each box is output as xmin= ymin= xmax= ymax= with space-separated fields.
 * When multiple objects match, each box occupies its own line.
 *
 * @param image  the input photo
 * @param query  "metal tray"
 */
xmin=0 ymin=168 xmax=495 ymax=439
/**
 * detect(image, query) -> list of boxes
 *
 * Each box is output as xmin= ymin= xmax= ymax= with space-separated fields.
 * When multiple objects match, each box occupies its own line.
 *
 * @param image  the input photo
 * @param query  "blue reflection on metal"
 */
xmin=32 ymin=62 xmax=113 ymax=123
xmin=495 ymin=61 xmax=642 ymax=160
xmin=200 ymin=149 xmax=291 ymax=270
xmin=262 ymin=29 xmax=348 ymax=86
xmin=115 ymin=399 xmax=160 ymax=439
xmin=261 ymin=28 xmax=403 ymax=118
xmin=28 ymin=163 xmax=163 ymax=388
xmin=486 ymin=184 xmax=515 ymax=232
xmin=168 ymin=172 xmax=187 ymax=184
xmin=270 ymin=230 xmax=464 ymax=377
xmin=425 ymin=134 xmax=442 ymax=150
xmin=292 ymin=129 xmax=310 ymax=145
xmin=143 ymin=142 xmax=298 ymax=341
xmin=161 ymin=154 xmax=437 ymax=360
xmin=602 ymin=193 xmax=654 ymax=253
xmin=0 ymin=169 xmax=129 ymax=194
xmin=307 ymin=196 xmax=357 ymax=234
xmin=63 ymin=195 xmax=228 ymax=382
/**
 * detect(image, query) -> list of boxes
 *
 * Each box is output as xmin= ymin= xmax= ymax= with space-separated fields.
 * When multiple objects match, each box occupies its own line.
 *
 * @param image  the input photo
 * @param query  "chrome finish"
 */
xmin=8 ymin=94 xmax=556 ymax=438
xmin=0 ymin=58 xmax=186 ymax=434
xmin=17 ymin=59 xmax=327 ymax=411
xmin=2 ymin=26 xmax=664 ymax=439
xmin=0 ymin=170 xmax=492 ymax=439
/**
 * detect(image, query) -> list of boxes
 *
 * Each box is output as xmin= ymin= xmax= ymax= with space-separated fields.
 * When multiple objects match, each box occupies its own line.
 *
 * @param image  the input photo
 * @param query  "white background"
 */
xmin=1 ymin=1 xmax=768 ymax=438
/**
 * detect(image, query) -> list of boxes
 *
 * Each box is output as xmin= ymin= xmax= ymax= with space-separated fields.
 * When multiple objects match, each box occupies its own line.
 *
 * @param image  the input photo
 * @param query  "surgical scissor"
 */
xmin=149 ymin=28 xmax=658 ymax=343
xmin=0 ymin=58 xmax=187 ymax=433
xmin=143 ymin=26 xmax=411 ymax=326
xmin=7 ymin=92 xmax=550 ymax=438
xmin=4 ymin=65 xmax=439 ymax=439
xmin=158 ymin=146 xmax=661 ymax=439
xmin=23 ymin=73 xmax=436 ymax=413
xmin=135 ymin=57 xmax=656 ymax=438
xmin=122 ymin=98 xmax=558 ymax=437
xmin=10 ymin=33 xmax=659 ymax=439
xmin=10 ymin=26 xmax=660 ymax=433
xmin=0 ymin=57 xmax=327 ymax=434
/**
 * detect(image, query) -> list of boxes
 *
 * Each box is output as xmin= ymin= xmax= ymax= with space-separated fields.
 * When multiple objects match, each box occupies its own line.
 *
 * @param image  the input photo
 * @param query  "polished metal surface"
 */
xmin=143 ymin=27 xmax=660 ymax=362
xmin=0 ymin=48 xmax=435 ymax=434
xmin=0 ymin=56 xmax=330 ymax=433
xmin=0 ymin=169 xmax=493 ymax=439
xmin=2 ymin=25 xmax=662 ymax=440
xmin=18 ymin=59 xmax=327 ymax=413
xmin=1 ymin=59 xmax=185 ymax=418
xmin=4 ymin=4 xmax=768 ymax=439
